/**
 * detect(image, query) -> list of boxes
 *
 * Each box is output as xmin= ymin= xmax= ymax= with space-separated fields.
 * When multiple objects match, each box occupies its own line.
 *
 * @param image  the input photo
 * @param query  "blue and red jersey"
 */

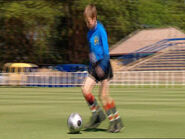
xmin=87 ymin=21 xmax=110 ymax=72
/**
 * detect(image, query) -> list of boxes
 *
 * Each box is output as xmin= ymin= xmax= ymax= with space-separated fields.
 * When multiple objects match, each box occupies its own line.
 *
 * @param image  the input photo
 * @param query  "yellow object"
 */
xmin=2 ymin=63 xmax=38 ymax=85
xmin=3 ymin=63 xmax=38 ymax=73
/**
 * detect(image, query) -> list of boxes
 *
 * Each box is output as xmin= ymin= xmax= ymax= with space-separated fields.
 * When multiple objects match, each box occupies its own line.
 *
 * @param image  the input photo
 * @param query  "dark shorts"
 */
xmin=88 ymin=61 xmax=113 ymax=82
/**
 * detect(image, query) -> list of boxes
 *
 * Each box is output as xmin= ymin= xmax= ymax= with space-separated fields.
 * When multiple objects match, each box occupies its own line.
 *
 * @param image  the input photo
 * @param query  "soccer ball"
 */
xmin=67 ymin=113 xmax=82 ymax=133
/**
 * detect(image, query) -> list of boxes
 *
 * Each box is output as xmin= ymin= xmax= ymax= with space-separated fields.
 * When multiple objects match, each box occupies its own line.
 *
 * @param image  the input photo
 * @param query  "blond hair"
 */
xmin=84 ymin=4 xmax=97 ymax=19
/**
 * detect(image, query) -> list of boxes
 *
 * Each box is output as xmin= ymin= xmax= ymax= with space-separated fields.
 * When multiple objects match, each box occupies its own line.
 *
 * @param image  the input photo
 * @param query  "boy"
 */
xmin=81 ymin=4 xmax=123 ymax=133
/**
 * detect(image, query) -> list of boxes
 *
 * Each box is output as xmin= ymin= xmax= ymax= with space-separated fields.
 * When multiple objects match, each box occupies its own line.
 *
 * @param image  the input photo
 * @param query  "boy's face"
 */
xmin=85 ymin=17 xmax=97 ymax=29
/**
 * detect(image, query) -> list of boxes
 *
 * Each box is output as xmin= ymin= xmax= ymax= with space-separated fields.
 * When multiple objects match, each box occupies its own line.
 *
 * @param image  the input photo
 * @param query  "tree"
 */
xmin=0 ymin=0 xmax=63 ymax=65
xmin=0 ymin=0 xmax=184 ymax=68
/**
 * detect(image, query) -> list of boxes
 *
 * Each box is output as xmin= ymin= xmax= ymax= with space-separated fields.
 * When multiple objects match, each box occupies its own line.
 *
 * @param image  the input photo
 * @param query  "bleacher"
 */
xmin=126 ymin=38 xmax=185 ymax=71
xmin=110 ymin=28 xmax=185 ymax=71
xmin=135 ymin=38 xmax=185 ymax=53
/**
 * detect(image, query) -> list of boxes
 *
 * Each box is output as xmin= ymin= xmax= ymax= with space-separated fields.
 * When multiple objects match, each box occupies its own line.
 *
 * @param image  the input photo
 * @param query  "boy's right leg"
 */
xmin=81 ymin=76 xmax=106 ymax=129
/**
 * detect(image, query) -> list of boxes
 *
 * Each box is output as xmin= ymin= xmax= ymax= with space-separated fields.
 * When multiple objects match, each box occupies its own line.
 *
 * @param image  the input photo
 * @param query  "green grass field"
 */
xmin=0 ymin=86 xmax=185 ymax=139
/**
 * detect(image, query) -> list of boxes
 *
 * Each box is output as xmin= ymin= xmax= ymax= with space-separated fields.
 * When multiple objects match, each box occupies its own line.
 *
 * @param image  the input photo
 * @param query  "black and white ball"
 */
xmin=67 ymin=113 xmax=82 ymax=133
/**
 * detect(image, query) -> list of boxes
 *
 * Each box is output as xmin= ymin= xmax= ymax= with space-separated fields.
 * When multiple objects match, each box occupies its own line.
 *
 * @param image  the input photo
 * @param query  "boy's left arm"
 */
xmin=99 ymin=28 xmax=110 ymax=72
xmin=95 ymin=28 xmax=110 ymax=78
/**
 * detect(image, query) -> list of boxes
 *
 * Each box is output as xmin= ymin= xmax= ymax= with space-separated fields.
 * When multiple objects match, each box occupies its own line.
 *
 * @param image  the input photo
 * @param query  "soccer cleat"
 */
xmin=84 ymin=109 xmax=106 ymax=129
xmin=107 ymin=120 xmax=116 ymax=133
xmin=113 ymin=118 xmax=124 ymax=133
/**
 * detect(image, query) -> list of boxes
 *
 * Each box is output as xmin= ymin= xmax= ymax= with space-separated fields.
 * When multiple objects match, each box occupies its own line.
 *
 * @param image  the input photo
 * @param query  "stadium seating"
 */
xmin=123 ymin=38 xmax=185 ymax=71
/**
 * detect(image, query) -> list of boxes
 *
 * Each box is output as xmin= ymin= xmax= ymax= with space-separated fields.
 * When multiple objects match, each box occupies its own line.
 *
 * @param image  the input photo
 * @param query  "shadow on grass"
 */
xmin=82 ymin=128 xmax=107 ymax=132
xmin=67 ymin=131 xmax=82 ymax=134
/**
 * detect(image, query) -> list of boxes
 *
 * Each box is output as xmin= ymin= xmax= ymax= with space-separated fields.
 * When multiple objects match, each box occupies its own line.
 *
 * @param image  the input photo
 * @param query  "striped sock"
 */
xmin=103 ymin=103 xmax=114 ymax=122
xmin=111 ymin=102 xmax=121 ymax=120
xmin=84 ymin=93 xmax=99 ymax=114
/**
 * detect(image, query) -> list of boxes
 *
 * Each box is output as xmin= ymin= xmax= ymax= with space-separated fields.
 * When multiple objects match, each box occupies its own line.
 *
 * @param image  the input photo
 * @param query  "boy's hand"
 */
xmin=95 ymin=66 xmax=104 ymax=78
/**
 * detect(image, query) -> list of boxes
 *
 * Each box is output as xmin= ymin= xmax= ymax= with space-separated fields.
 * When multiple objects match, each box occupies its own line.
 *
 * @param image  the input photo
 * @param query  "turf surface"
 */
xmin=0 ymin=86 xmax=185 ymax=139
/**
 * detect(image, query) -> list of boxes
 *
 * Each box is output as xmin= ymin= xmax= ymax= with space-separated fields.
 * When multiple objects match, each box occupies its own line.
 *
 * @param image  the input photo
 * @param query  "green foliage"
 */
xmin=0 ymin=0 xmax=184 ymax=68
xmin=1 ymin=0 xmax=62 ymax=26
xmin=165 ymin=0 xmax=185 ymax=30
xmin=0 ymin=0 xmax=63 ymax=65
xmin=137 ymin=0 xmax=185 ymax=29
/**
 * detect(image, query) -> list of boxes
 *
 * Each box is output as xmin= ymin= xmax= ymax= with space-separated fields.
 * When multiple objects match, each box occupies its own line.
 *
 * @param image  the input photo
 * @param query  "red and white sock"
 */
xmin=84 ymin=93 xmax=99 ymax=113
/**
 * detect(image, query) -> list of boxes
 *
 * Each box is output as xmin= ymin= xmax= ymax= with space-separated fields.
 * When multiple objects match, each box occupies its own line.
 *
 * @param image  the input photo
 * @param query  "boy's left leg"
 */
xmin=99 ymin=79 xmax=124 ymax=133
